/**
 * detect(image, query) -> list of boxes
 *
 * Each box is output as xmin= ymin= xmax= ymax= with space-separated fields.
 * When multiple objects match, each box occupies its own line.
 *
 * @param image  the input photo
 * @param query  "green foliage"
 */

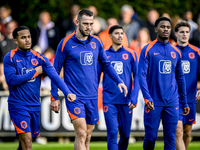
xmin=1 ymin=0 xmax=200 ymax=28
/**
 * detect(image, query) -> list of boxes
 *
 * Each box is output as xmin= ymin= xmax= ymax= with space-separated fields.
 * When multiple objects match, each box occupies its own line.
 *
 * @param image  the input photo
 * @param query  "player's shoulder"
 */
xmin=188 ymin=43 xmax=200 ymax=54
xmin=123 ymin=47 xmax=137 ymax=61
xmin=90 ymin=34 xmax=104 ymax=47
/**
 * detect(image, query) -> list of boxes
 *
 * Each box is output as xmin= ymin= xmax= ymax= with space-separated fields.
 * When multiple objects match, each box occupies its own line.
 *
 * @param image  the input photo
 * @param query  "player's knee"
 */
xmin=176 ymin=129 xmax=183 ymax=139
xmin=23 ymin=139 xmax=32 ymax=149
xmin=108 ymin=129 xmax=118 ymax=138
xmin=184 ymin=130 xmax=191 ymax=138
xmin=76 ymin=128 xmax=87 ymax=140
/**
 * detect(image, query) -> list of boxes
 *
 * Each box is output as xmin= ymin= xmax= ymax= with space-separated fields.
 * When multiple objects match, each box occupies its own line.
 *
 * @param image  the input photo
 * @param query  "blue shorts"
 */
xmin=65 ymin=99 xmax=99 ymax=124
xmin=179 ymin=103 xmax=196 ymax=125
xmin=9 ymin=109 xmax=40 ymax=137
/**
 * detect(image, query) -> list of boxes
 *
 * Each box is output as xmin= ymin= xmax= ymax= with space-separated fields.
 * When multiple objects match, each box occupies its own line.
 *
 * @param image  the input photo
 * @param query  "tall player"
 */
xmin=3 ymin=26 xmax=76 ymax=150
xmin=138 ymin=17 xmax=190 ymax=150
xmin=99 ymin=25 xmax=139 ymax=150
xmin=50 ymin=9 xmax=128 ymax=150
xmin=174 ymin=21 xmax=200 ymax=150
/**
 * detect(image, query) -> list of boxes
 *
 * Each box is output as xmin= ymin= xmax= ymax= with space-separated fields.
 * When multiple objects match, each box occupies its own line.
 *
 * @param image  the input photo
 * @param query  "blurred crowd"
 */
xmin=0 ymin=4 xmax=200 ymax=92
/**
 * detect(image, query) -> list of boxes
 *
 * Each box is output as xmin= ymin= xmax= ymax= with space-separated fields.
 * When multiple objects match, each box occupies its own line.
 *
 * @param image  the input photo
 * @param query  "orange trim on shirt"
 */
xmin=188 ymin=43 xmax=200 ymax=55
xmin=61 ymin=32 xmax=75 ymax=52
xmin=124 ymin=47 xmax=137 ymax=61
xmin=145 ymin=39 xmax=157 ymax=58
xmin=30 ymin=50 xmax=46 ymax=62
xmin=90 ymin=34 xmax=104 ymax=47
xmin=10 ymin=48 xmax=18 ymax=62
xmin=144 ymin=98 xmax=150 ymax=105
xmin=67 ymin=109 xmax=78 ymax=120
xmin=171 ymin=45 xmax=182 ymax=57
xmin=36 ymin=133 xmax=40 ymax=137
xmin=12 ymin=120 xmax=25 ymax=134
xmin=50 ymin=95 xmax=55 ymax=101
xmin=31 ymin=72 xmax=38 ymax=79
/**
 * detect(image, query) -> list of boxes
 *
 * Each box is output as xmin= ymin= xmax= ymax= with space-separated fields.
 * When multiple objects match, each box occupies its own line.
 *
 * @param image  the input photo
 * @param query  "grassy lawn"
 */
xmin=0 ymin=141 xmax=200 ymax=150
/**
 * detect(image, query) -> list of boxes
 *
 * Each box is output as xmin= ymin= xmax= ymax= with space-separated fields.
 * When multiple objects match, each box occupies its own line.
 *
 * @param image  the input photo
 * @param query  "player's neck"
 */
xmin=76 ymin=31 xmax=88 ymax=41
xmin=111 ymin=44 xmax=122 ymax=52
xmin=177 ymin=41 xmax=188 ymax=47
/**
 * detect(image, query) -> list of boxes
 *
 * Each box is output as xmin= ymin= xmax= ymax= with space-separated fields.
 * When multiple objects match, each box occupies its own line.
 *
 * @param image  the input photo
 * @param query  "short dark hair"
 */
xmin=174 ymin=21 xmax=191 ymax=32
xmin=155 ymin=17 xmax=171 ymax=27
xmin=12 ymin=26 xmax=31 ymax=39
xmin=109 ymin=25 xmax=123 ymax=34
xmin=77 ymin=9 xmax=93 ymax=21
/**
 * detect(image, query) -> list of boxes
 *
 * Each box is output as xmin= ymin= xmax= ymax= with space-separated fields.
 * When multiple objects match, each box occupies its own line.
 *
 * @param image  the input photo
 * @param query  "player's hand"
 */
xmin=35 ymin=66 xmax=43 ymax=75
xmin=128 ymin=101 xmax=136 ymax=109
xmin=196 ymin=90 xmax=200 ymax=101
xmin=50 ymin=100 xmax=60 ymax=113
xmin=67 ymin=93 xmax=76 ymax=102
xmin=183 ymin=106 xmax=190 ymax=115
xmin=146 ymin=101 xmax=154 ymax=110
xmin=118 ymin=83 xmax=128 ymax=97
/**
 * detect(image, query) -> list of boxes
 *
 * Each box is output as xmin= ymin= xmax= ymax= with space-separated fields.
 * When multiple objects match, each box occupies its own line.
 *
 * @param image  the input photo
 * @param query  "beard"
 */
xmin=160 ymin=36 xmax=169 ymax=41
xmin=79 ymin=24 xmax=90 ymax=37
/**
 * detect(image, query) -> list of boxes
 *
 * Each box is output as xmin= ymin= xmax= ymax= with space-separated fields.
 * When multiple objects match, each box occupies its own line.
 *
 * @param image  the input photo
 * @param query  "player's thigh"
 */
xmin=65 ymin=99 xmax=86 ymax=121
xmin=144 ymin=105 xmax=162 ymax=128
xmin=162 ymin=105 xmax=179 ymax=124
xmin=85 ymin=99 xmax=99 ymax=124
xmin=183 ymin=103 xmax=196 ymax=125
xmin=72 ymin=118 xmax=87 ymax=135
xmin=30 ymin=111 xmax=40 ymax=137
xmin=9 ymin=109 xmax=32 ymax=135
xmin=103 ymin=103 xmax=118 ymax=130
xmin=118 ymin=104 xmax=132 ymax=136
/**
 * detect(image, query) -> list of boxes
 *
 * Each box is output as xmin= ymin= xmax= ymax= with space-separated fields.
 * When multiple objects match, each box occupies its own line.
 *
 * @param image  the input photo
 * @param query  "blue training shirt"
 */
xmin=3 ymin=48 xmax=71 ymax=111
xmin=51 ymin=31 xmax=123 ymax=101
xmin=138 ymin=39 xmax=188 ymax=107
xmin=101 ymin=46 xmax=139 ymax=105
xmin=176 ymin=43 xmax=200 ymax=104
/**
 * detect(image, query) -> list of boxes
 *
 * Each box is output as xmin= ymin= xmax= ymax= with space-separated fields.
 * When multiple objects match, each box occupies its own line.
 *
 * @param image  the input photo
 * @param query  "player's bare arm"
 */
xmin=118 ymin=83 xmax=128 ymax=97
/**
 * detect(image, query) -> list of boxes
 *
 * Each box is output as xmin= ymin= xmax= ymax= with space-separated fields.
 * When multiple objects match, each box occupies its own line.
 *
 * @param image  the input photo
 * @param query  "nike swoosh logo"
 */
xmin=154 ymin=53 xmax=160 ymax=55
xmin=72 ymin=46 xmax=77 ymax=48
xmin=107 ymin=56 xmax=111 ymax=58
xmin=189 ymin=119 xmax=194 ymax=121
xmin=16 ymin=60 xmax=22 ymax=62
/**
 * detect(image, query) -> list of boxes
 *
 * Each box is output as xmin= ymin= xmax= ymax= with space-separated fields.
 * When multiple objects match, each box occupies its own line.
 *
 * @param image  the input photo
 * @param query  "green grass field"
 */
xmin=0 ymin=141 xmax=200 ymax=150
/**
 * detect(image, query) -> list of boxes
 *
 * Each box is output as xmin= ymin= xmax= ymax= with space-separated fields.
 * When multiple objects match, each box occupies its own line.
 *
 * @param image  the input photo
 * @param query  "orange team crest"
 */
xmin=31 ymin=58 xmax=38 ymax=66
xmin=122 ymin=53 xmax=128 ymax=60
xmin=20 ymin=121 xmax=27 ymax=129
xmin=171 ymin=52 xmax=176 ymax=59
xmin=90 ymin=42 xmax=96 ymax=49
xmin=189 ymin=52 xmax=195 ymax=59
xmin=74 ymin=107 xmax=81 ymax=115
xmin=103 ymin=105 xmax=108 ymax=113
